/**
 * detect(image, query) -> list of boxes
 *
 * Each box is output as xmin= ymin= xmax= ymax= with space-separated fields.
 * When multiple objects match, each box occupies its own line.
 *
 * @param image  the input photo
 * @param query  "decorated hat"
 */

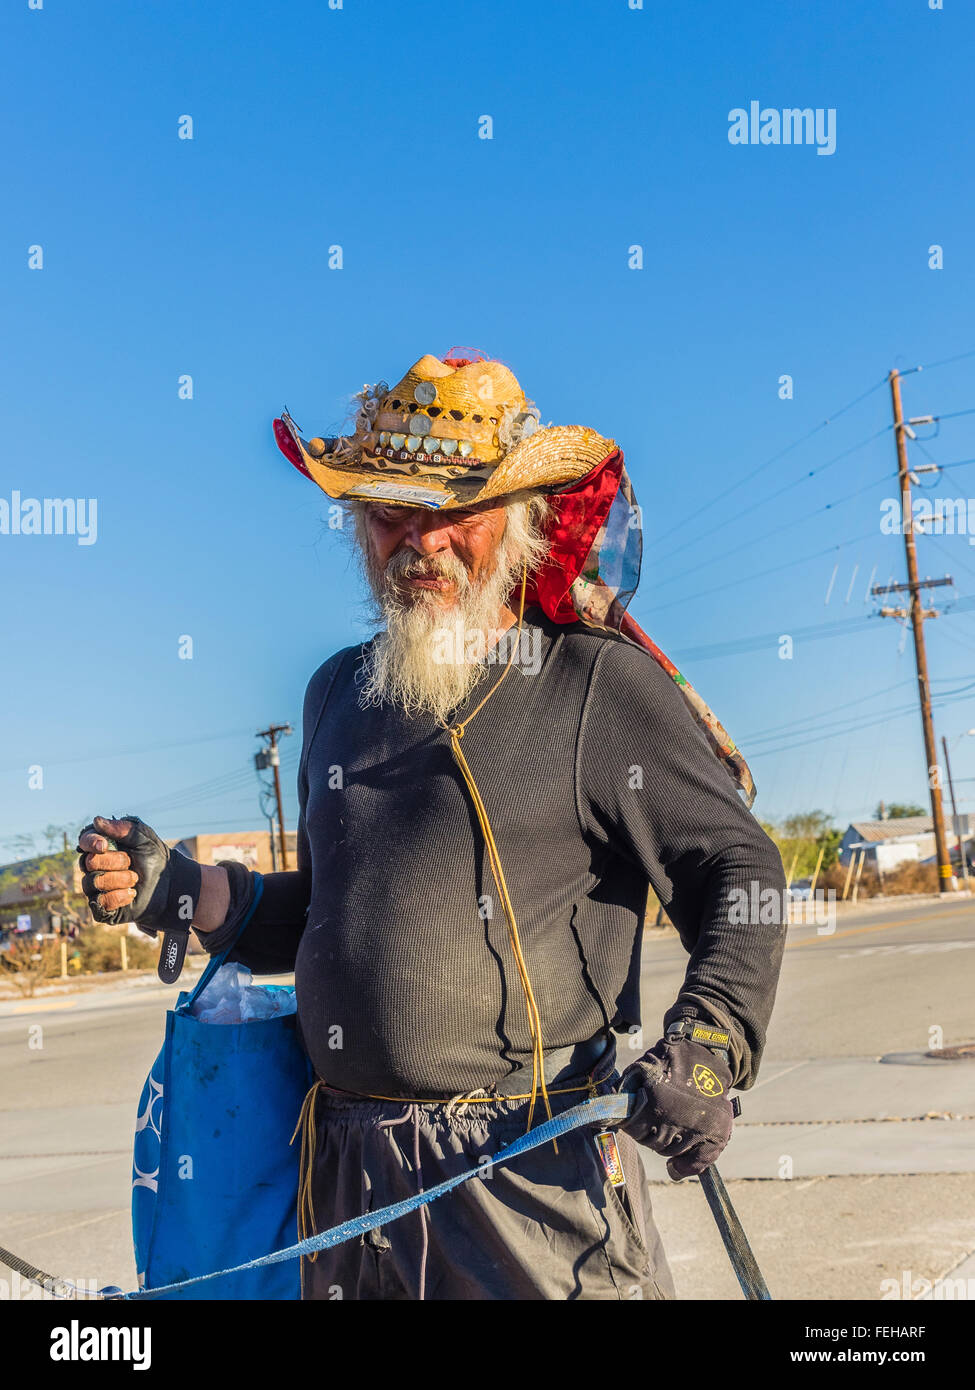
xmin=273 ymin=349 xmax=757 ymax=807
xmin=273 ymin=349 xmax=615 ymax=512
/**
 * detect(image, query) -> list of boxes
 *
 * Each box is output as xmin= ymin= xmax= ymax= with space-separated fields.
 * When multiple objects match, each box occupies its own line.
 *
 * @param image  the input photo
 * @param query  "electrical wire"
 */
xmin=652 ymin=425 xmax=890 ymax=568
xmin=649 ymin=376 xmax=888 ymax=548
xmin=643 ymin=526 xmax=880 ymax=613
xmin=738 ymin=678 xmax=913 ymax=744
xmin=915 ymin=346 xmax=975 ymax=372
xmin=649 ymin=464 xmax=895 ymax=592
xmin=0 ymin=725 xmax=280 ymax=776
xmin=747 ymin=682 xmax=975 ymax=760
xmin=136 ymin=752 xmax=300 ymax=817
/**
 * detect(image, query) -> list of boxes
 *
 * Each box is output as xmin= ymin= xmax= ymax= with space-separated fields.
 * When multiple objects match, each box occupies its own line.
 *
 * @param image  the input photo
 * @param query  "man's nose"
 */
xmin=402 ymin=515 xmax=452 ymax=556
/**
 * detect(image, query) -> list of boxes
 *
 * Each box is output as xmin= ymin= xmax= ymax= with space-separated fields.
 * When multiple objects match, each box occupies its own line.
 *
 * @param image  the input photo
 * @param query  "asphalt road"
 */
xmin=0 ymin=894 xmax=973 ymax=1300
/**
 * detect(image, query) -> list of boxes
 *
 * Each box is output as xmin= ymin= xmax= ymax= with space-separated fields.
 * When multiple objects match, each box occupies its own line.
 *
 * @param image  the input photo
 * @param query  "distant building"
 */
xmin=839 ymin=815 xmax=973 ymax=872
xmin=0 ymin=851 xmax=84 ymax=936
xmin=0 ymin=829 xmax=297 ymax=940
xmin=169 ymin=830 xmax=298 ymax=876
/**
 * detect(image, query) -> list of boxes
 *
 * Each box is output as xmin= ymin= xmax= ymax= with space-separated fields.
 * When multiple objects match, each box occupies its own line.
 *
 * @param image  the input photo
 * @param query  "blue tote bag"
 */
xmin=131 ymin=878 xmax=314 ymax=1299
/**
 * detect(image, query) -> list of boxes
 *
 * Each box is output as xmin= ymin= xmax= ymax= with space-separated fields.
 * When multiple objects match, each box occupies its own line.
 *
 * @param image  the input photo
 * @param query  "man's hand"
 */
xmin=77 ymin=815 xmax=205 ymax=983
xmin=618 ymin=1037 xmax=734 ymax=1180
xmin=78 ymin=816 xmax=171 ymax=927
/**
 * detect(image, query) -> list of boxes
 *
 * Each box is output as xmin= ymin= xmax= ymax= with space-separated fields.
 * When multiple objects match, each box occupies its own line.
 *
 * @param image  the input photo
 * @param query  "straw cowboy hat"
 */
xmin=273 ymin=349 xmax=615 ymax=511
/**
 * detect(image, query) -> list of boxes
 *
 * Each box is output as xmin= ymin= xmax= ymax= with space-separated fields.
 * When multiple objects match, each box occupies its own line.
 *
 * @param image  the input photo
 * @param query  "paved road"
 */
xmin=642 ymin=894 xmax=975 ymax=1298
xmin=0 ymin=895 xmax=973 ymax=1299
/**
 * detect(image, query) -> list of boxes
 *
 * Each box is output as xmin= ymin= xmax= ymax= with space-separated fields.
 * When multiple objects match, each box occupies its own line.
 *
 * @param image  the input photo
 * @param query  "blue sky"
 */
xmin=2 ymin=0 xmax=975 ymax=852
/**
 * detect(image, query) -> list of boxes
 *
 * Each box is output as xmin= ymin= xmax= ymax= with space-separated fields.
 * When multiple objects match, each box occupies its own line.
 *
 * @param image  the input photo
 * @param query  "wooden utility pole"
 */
xmin=256 ymin=723 xmax=293 ymax=870
xmin=942 ymin=735 xmax=971 ymax=894
xmin=881 ymin=370 xmax=955 ymax=892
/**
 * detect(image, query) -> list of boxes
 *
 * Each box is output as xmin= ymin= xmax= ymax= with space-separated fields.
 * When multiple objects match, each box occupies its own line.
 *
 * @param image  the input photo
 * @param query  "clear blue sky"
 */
xmin=2 ymin=0 xmax=975 ymax=853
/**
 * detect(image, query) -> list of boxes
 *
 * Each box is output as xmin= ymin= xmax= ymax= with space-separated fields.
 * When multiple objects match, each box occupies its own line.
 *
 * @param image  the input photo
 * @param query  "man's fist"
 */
xmin=618 ymin=1037 xmax=734 ymax=1180
xmin=77 ymin=815 xmax=203 ymax=983
xmin=77 ymin=816 xmax=143 ymax=921
xmin=78 ymin=816 xmax=173 ymax=928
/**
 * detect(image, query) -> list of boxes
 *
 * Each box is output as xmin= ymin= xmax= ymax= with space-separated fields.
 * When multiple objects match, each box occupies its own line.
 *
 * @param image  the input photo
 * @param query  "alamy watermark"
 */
xmin=881 ymin=494 xmax=975 ymax=544
xmin=0 ymin=1271 xmax=99 ymax=1300
xmin=882 ymin=1270 xmax=975 ymax=1300
xmin=728 ymin=102 xmax=836 ymax=156
xmin=431 ymin=622 xmax=542 ymax=675
xmin=728 ymin=882 xmax=836 ymax=935
xmin=0 ymin=491 xmax=97 ymax=545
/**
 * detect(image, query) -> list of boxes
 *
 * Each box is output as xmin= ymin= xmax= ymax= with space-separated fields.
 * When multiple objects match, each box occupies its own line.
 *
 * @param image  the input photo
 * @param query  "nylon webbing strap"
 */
xmin=117 ymin=1093 xmax=632 ymax=1300
xmin=0 ymin=1092 xmax=772 ymax=1302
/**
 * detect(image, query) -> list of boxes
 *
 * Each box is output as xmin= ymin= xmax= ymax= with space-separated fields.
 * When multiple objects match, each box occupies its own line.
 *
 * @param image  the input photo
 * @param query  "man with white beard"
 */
xmin=78 ymin=351 xmax=786 ymax=1301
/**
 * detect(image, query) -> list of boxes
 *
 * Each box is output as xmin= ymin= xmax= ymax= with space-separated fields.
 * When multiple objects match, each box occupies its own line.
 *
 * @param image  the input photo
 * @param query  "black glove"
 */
xmin=77 ymin=815 xmax=202 ymax=983
xmin=619 ymin=1037 xmax=734 ymax=1180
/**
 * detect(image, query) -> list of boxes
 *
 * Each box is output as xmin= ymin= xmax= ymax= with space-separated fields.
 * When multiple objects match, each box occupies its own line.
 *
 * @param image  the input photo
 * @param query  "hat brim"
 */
xmin=274 ymin=414 xmax=617 ymax=510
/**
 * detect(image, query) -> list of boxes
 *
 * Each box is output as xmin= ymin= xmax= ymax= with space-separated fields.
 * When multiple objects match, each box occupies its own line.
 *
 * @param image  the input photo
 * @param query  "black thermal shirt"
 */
xmin=203 ymin=609 xmax=787 ymax=1098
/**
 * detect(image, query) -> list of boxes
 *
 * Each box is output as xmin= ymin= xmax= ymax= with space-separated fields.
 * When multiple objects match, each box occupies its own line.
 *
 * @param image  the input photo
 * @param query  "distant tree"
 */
xmin=782 ymin=811 xmax=833 ymax=841
xmin=817 ymin=828 xmax=843 ymax=871
xmin=875 ymin=801 xmax=926 ymax=820
xmin=765 ymin=811 xmax=838 ymax=880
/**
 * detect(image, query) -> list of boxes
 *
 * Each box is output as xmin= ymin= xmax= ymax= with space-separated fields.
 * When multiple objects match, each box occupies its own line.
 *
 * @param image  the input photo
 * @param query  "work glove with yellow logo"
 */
xmin=619 ymin=1030 xmax=735 ymax=1180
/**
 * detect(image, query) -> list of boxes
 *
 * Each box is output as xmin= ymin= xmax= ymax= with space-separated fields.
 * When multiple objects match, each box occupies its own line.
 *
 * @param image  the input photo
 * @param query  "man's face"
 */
xmin=360 ymin=499 xmax=510 ymax=610
xmin=353 ymin=490 xmax=547 ymax=722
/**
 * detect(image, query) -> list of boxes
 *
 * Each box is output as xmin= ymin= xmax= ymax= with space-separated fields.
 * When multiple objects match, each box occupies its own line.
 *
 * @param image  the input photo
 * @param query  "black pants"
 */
xmin=299 ymin=1082 xmax=676 ymax=1301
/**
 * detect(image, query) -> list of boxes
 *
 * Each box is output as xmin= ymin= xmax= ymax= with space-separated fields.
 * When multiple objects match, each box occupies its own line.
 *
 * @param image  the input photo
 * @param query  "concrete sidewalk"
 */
xmin=638 ymin=1052 xmax=975 ymax=1296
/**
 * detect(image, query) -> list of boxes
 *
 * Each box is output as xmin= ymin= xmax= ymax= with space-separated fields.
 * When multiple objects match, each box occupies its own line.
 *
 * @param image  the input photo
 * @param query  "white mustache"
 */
xmin=383 ymin=550 xmax=470 ymax=591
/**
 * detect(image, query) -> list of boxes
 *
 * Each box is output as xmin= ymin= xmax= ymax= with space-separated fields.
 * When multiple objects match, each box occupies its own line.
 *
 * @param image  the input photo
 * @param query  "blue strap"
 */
xmin=116 ymin=1091 xmax=634 ymax=1300
xmin=180 ymin=874 xmax=266 ymax=1012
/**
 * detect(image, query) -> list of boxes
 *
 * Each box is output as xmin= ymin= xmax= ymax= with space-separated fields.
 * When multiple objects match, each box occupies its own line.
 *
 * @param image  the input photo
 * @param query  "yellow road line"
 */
xmin=787 ymin=910 xmax=960 ymax=949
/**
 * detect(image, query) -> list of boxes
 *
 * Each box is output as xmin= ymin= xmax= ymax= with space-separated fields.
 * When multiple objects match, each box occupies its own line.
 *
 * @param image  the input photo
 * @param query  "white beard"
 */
xmin=355 ymin=497 xmax=547 ymax=725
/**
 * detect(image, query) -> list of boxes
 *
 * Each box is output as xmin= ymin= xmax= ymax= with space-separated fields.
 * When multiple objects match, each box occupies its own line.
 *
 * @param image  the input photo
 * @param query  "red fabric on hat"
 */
xmin=273 ymin=418 xmax=312 ymax=478
xmin=524 ymin=450 xmax=624 ymax=621
xmin=440 ymin=347 xmax=490 ymax=368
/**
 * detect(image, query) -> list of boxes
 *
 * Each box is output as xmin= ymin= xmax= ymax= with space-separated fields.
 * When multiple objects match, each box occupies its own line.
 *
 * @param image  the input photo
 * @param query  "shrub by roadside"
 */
xmin=74 ymin=926 xmax=158 ymax=973
xmin=0 ymin=927 xmax=159 ymax=995
xmin=816 ymin=861 xmax=942 ymax=898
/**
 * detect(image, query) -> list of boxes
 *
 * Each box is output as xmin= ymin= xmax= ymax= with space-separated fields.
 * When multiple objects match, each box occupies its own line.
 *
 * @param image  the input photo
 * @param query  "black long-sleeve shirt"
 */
xmin=204 ymin=609 xmax=786 ymax=1097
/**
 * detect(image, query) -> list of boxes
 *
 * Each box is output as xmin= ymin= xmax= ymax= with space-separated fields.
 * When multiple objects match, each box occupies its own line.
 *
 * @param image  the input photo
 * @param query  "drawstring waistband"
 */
xmin=376 ymin=1104 xmax=429 ymax=1300
xmin=290 ymin=1059 xmax=613 ymax=1298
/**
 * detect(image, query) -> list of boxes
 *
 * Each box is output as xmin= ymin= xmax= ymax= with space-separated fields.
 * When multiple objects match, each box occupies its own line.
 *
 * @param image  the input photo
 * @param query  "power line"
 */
xmin=136 ymin=751 xmax=300 ymax=817
xmin=915 ymin=346 xmax=975 ymax=372
xmin=649 ymin=375 xmax=888 ymax=548
xmin=747 ymin=682 xmax=975 ymax=760
xmin=649 ymin=464 xmax=893 ymax=592
xmin=0 ymin=725 xmax=277 ymax=776
xmin=738 ymin=678 xmax=913 ymax=744
xmin=643 ymin=526 xmax=879 ymax=613
xmin=653 ymin=425 xmax=890 ymax=568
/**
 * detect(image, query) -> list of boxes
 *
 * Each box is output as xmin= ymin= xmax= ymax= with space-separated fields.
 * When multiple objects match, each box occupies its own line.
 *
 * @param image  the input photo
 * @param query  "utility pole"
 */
xmin=877 ymin=369 xmax=955 ymax=893
xmin=942 ymin=735 xmax=971 ymax=894
xmin=255 ymin=724 xmax=293 ymax=870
